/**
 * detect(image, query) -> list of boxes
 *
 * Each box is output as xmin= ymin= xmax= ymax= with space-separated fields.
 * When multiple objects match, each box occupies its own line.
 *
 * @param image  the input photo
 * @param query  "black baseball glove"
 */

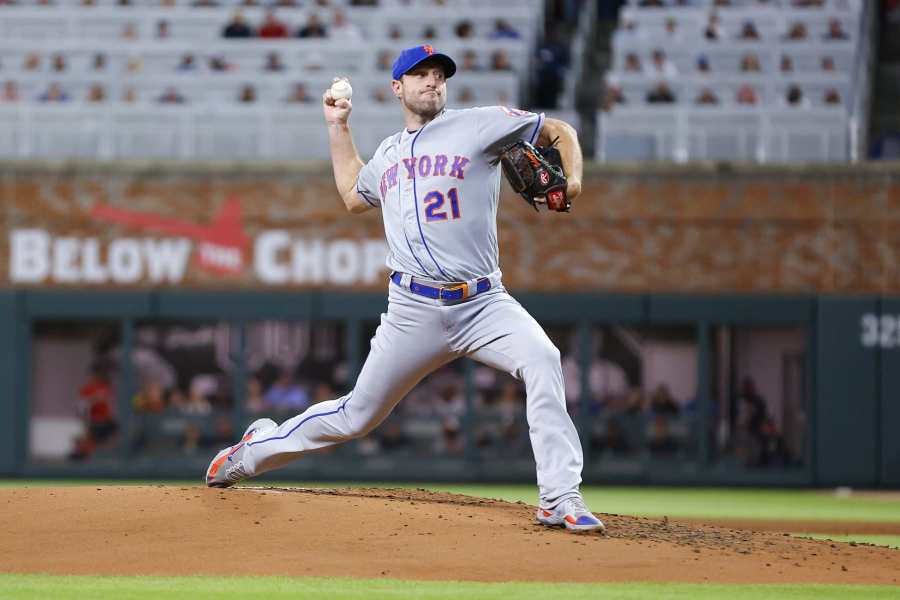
xmin=500 ymin=138 xmax=570 ymax=212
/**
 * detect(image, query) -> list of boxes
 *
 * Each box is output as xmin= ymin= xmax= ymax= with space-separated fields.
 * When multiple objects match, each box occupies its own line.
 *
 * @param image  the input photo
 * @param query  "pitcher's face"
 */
xmin=393 ymin=61 xmax=447 ymax=119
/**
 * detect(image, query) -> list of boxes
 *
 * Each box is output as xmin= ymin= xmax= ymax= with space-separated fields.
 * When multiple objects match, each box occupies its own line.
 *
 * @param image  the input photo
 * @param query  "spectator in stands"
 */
xmin=639 ymin=0 xmax=665 ymax=6
xmin=736 ymin=84 xmax=758 ymax=105
xmin=51 ymin=53 xmax=67 ymax=73
xmin=167 ymin=387 xmax=186 ymax=411
xmin=650 ymin=385 xmax=679 ymax=416
xmin=193 ymin=0 xmax=220 ymax=6
xmin=784 ymin=22 xmax=807 ymax=41
xmin=177 ymin=53 xmax=197 ymax=72
xmin=378 ymin=420 xmax=410 ymax=452
xmin=264 ymin=370 xmax=310 ymax=412
xmin=650 ymin=49 xmax=678 ymax=78
xmin=696 ymin=55 xmax=711 ymax=73
xmin=625 ymin=53 xmax=642 ymax=72
xmin=600 ymin=82 xmax=626 ymax=112
xmin=297 ymin=13 xmax=327 ymax=38
xmin=740 ymin=53 xmax=761 ymax=72
xmin=371 ymin=87 xmax=389 ymax=104
xmin=264 ymin=52 xmax=286 ymax=72
xmin=120 ymin=22 xmax=139 ymax=40
xmin=209 ymin=54 xmax=232 ymax=72
xmin=780 ymin=54 xmax=794 ymax=73
xmin=825 ymin=18 xmax=848 ymax=40
xmin=1 ymin=81 xmax=19 ymax=103
xmin=92 ymin=53 xmax=107 ymax=71
xmin=459 ymin=49 xmax=481 ymax=71
xmin=38 ymin=83 xmax=70 ymax=102
xmin=158 ymin=85 xmax=186 ymax=103
xmin=490 ymin=50 xmax=513 ymax=71
xmin=69 ymin=364 xmax=118 ymax=461
xmin=646 ymin=82 xmax=676 ymax=103
xmin=241 ymin=0 xmax=261 ymax=6
xmin=713 ymin=0 xmax=732 ymax=5
xmin=376 ymin=50 xmax=393 ymax=71
xmin=422 ymin=25 xmax=438 ymax=39
xmin=160 ymin=0 xmax=176 ymax=7
xmin=457 ymin=85 xmax=475 ymax=104
xmin=330 ymin=9 xmax=362 ymax=40
xmin=489 ymin=18 xmax=520 ymax=40
xmin=222 ymin=10 xmax=253 ymax=38
xmin=534 ymin=26 xmax=570 ymax=108
xmin=735 ymin=377 xmax=769 ymax=466
xmin=245 ymin=377 xmax=266 ymax=413
xmin=156 ymin=19 xmax=170 ymax=39
xmin=128 ymin=56 xmax=143 ymax=74
xmin=664 ymin=17 xmax=680 ymax=40
xmin=648 ymin=415 xmax=680 ymax=457
xmin=23 ymin=52 xmax=41 ymax=71
xmin=388 ymin=24 xmax=402 ymax=40
xmin=433 ymin=415 xmax=464 ymax=457
xmin=122 ymin=86 xmax=138 ymax=103
xmin=182 ymin=377 xmax=213 ymax=415
xmin=86 ymin=84 xmax=106 ymax=103
xmin=455 ymin=19 xmax=474 ymax=39
xmin=823 ymin=88 xmax=842 ymax=105
xmin=133 ymin=381 xmax=166 ymax=413
xmin=821 ymin=56 xmax=836 ymax=72
xmin=695 ymin=87 xmax=719 ymax=105
xmin=704 ymin=10 xmax=724 ymax=41
xmin=737 ymin=21 xmax=759 ymax=41
xmin=784 ymin=84 xmax=810 ymax=107
xmin=258 ymin=9 xmax=289 ymax=38
xmin=238 ymin=84 xmax=257 ymax=103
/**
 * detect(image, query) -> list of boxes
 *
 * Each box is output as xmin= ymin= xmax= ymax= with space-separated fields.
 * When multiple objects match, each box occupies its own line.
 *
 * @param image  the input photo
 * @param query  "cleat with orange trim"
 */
xmin=536 ymin=496 xmax=605 ymax=532
xmin=205 ymin=418 xmax=277 ymax=488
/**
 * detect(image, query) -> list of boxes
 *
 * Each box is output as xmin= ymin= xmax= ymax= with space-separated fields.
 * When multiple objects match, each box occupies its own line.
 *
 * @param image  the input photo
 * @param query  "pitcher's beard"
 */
xmin=402 ymin=93 xmax=445 ymax=120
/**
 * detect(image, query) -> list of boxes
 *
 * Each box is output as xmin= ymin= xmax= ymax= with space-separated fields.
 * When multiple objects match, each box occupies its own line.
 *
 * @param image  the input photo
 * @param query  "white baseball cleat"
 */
xmin=205 ymin=418 xmax=277 ymax=488
xmin=536 ymin=496 xmax=606 ymax=532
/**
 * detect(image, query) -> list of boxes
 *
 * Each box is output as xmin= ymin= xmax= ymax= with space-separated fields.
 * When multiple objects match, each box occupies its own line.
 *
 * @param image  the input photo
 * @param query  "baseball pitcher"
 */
xmin=206 ymin=45 xmax=605 ymax=533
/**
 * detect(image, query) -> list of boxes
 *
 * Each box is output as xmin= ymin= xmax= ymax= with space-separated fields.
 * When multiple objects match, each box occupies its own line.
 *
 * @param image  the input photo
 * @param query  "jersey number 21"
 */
xmin=424 ymin=188 xmax=462 ymax=222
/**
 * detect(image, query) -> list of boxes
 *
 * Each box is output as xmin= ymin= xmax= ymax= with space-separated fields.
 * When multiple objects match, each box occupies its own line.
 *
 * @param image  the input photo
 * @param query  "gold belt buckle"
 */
xmin=442 ymin=282 xmax=468 ymax=299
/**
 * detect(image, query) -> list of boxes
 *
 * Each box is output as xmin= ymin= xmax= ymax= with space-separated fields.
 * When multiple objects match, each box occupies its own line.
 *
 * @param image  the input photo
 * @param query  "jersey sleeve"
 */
xmin=475 ymin=106 xmax=545 ymax=161
xmin=355 ymin=157 xmax=381 ymax=209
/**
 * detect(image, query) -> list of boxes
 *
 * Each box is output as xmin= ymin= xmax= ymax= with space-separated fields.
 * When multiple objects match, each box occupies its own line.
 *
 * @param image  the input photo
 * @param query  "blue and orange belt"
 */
xmin=390 ymin=271 xmax=491 ymax=301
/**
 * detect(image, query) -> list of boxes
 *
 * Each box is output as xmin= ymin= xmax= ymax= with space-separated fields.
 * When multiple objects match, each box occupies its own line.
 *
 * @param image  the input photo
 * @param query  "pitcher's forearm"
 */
xmin=328 ymin=122 xmax=365 ymax=199
xmin=538 ymin=118 xmax=583 ymax=198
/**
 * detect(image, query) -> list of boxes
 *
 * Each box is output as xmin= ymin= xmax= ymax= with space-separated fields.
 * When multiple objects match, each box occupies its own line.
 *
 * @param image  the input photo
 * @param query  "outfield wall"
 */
xmin=1 ymin=162 xmax=898 ymax=486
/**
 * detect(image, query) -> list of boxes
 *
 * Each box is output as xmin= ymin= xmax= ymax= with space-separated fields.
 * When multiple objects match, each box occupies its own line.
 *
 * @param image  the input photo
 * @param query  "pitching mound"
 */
xmin=1 ymin=486 xmax=898 ymax=584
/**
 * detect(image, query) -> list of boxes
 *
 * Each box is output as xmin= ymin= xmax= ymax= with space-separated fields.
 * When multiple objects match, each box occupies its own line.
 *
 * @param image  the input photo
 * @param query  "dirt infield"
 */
xmin=1 ymin=486 xmax=898 ymax=585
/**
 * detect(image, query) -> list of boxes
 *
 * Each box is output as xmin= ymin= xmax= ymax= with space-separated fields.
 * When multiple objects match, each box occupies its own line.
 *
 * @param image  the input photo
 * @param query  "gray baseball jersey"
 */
xmin=225 ymin=105 xmax=586 ymax=510
xmin=355 ymin=106 xmax=545 ymax=283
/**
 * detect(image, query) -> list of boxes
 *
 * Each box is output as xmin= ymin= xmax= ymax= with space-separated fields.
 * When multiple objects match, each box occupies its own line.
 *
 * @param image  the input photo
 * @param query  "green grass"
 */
xmin=0 ymin=574 xmax=896 ymax=600
xmin=792 ymin=534 xmax=900 ymax=549
xmin=423 ymin=485 xmax=900 ymax=524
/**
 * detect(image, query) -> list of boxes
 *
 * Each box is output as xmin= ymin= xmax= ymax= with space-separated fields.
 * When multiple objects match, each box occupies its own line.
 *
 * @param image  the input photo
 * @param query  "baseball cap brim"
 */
xmin=400 ymin=54 xmax=456 ymax=80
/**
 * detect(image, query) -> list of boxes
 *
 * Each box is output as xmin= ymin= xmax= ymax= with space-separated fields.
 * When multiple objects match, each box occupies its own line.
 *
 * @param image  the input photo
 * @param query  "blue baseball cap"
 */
xmin=391 ymin=45 xmax=457 ymax=81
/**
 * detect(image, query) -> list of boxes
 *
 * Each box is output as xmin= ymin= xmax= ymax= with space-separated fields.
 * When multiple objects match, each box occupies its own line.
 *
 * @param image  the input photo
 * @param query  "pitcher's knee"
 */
xmin=533 ymin=339 xmax=561 ymax=368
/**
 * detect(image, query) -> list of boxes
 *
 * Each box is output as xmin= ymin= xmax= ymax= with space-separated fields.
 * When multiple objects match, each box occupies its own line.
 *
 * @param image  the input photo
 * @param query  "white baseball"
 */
xmin=330 ymin=79 xmax=353 ymax=101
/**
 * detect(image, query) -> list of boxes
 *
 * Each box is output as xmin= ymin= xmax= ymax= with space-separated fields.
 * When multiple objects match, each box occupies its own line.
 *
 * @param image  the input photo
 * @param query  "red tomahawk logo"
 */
xmin=90 ymin=197 xmax=250 ymax=275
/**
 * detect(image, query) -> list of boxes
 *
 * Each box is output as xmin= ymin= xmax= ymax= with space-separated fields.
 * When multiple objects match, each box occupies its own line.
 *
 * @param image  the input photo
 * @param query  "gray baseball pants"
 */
xmin=242 ymin=280 xmax=584 ymax=508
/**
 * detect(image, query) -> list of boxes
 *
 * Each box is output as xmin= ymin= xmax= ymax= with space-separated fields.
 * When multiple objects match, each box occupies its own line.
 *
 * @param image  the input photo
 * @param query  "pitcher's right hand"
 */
xmin=323 ymin=77 xmax=352 ymax=126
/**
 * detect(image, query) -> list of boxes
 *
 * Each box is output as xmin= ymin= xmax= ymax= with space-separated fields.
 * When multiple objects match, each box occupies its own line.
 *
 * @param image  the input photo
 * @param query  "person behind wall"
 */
xmin=70 ymin=364 xmax=119 ymax=460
